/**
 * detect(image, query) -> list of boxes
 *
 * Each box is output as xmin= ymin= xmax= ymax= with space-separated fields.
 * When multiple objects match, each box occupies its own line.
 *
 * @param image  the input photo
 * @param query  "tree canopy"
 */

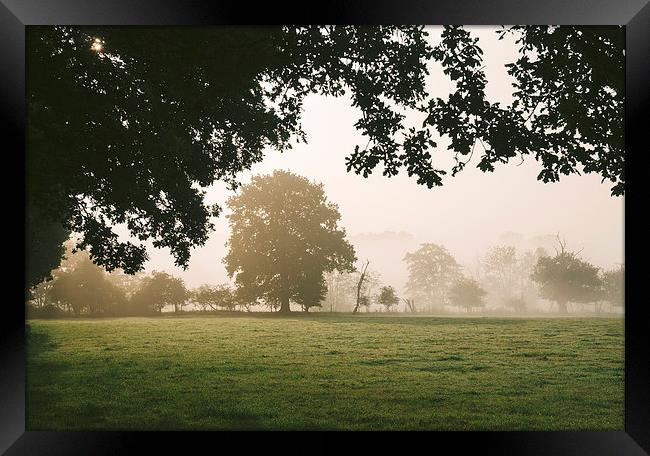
xmin=191 ymin=284 xmax=235 ymax=311
xmin=377 ymin=285 xmax=400 ymax=312
xmin=530 ymin=240 xmax=602 ymax=313
xmin=601 ymin=265 xmax=624 ymax=308
xmin=224 ymin=170 xmax=356 ymax=312
xmin=404 ymin=243 xmax=462 ymax=311
xmin=50 ymin=256 xmax=127 ymax=316
xmin=483 ymin=246 xmax=519 ymax=299
xmin=421 ymin=26 xmax=623 ymax=195
xmin=130 ymin=271 xmax=188 ymax=314
xmin=481 ymin=245 xmax=545 ymax=311
xmin=448 ymin=278 xmax=487 ymax=312
xmin=27 ymin=26 xmax=624 ymax=288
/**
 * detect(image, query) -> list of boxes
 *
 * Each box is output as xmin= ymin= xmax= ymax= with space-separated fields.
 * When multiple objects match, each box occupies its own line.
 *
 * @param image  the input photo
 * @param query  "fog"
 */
xmin=122 ymin=26 xmax=623 ymax=293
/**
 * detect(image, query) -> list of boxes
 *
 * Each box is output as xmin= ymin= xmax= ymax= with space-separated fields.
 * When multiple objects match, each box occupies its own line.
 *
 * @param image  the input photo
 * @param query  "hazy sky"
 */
xmin=124 ymin=26 xmax=624 ymax=290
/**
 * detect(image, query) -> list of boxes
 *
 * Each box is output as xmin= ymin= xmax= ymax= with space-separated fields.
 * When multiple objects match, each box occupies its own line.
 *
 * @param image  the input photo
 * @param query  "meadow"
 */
xmin=26 ymin=314 xmax=624 ymax=430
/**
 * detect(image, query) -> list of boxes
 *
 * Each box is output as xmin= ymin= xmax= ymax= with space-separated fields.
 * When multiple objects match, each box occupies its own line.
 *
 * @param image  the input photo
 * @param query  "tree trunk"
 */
xmin=354 ymin=260 xmax=370 ymax=314
xmin=279 ymin=296 xmax=291 ymax=313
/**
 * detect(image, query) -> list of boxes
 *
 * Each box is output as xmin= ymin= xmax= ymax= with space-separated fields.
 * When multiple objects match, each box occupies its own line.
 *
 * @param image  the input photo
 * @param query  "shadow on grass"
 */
xmin=26 ymin=324 xmax=59 ymax=355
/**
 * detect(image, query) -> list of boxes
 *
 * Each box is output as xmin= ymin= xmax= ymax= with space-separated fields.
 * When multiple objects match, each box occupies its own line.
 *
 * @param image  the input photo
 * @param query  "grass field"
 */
xmin=26 ymin=314 xmax=624 ymax=430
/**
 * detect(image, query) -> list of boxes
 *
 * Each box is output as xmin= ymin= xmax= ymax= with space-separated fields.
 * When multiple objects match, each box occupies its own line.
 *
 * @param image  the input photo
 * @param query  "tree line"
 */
xmin=28 ymin=244 xmax=240 ymax=318
xmin=28 ymin=171 xmax=623 ymax=317
xmin=321 ymin=240 xmax=623 ymax=315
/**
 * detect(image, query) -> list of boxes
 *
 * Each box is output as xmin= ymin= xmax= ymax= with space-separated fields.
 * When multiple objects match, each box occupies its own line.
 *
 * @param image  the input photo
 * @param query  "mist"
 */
xmin=25 ymin=24 xmax=626 ymax=433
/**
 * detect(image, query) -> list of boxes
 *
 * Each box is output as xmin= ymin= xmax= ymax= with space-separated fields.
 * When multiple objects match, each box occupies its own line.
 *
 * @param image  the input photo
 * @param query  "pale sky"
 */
xmin=124 ymin=26 xmax=624 ymax=291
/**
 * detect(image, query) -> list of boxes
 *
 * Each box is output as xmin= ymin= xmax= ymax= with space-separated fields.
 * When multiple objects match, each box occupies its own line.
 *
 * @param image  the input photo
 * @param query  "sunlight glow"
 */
xmin=91 ymin=38 xmax=103 ymax=53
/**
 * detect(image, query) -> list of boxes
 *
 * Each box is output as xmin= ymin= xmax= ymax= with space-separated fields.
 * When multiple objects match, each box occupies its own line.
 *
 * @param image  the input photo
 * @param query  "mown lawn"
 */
xmin=26 ymin=314 xmax=624 ymax=430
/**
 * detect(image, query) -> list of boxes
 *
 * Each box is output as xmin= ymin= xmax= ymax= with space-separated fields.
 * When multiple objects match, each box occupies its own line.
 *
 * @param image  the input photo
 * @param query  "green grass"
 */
xmin=26 ymin=314 xmax=624 ymax=430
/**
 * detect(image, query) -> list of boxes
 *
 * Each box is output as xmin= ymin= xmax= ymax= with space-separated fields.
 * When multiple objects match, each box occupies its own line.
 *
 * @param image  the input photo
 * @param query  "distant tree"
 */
xmin=105 ymin=269 xmax=146 ymax=300
xmin=192 ymin=284 xmax=234 ymax=311
xmin=377 ymin=286 xmax=400 ymax=312
xmin=483 ymin=246 xmax=519 ymax=305
xmin=484 ymin=246 xmax=517 ymax=288
xmin=352 ymin=261 xmax=383 ymax=314
xmin=402 ymin=298 xmax=416 ymax=313
xmin=404 ymin=243 xmax=462 ymax=312
xmin=601 ymin=265 xmax=624 ymax=309
xmin=448 ymin=278 xmax=487 ymax=312
xmin=352 ymin=260 xmax=370 ymax=314
xmin=323 ymin=270 xmax=358 ymax=312
xmin=29 ymin=279 xmax=56 ymax=309
xmin=515 ymin=248 xmax=548 ymax=310
xmin=224 ymin=171 xmax=356 ymax=313
xmin=530 ymin=238 xmax=602 ymax=314
xmin=358 ymin=268 xmax=382 ymax=313
xmin=503 ymin=296 xmax=527 ymax=313
xmin=131 ymin=272 xmax=188 ymax=314
xmin=50 ymin=256 xmax=127 ymax=316
xmin=358 ymin=295 xmax=371 ymax=313
xmin=481 ymin=245 xmax=545 ymax=312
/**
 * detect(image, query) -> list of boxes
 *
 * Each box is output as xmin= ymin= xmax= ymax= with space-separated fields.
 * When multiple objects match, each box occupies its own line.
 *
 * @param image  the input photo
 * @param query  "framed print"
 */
xmin=2 ymin=0 xmax=649 ymax=454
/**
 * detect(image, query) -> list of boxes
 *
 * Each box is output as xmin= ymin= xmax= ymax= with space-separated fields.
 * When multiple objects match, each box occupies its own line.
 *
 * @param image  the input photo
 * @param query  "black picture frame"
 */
xmin=2 ymin=1 xmax=648 ymax=453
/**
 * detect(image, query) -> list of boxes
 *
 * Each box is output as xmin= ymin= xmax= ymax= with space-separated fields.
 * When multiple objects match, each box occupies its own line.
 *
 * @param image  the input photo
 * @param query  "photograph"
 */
xmin=22 ymin=24 xmax=628 ymax=433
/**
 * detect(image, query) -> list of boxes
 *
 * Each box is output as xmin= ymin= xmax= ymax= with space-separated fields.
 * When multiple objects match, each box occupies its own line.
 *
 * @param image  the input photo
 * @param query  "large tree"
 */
xmin=530 ymin=240 xmax=602 ymax=314
xmin=404 ymin=243 xmax=462 ymax=312
xmin=27 ymin=26 xmax=623 ymax=290
xmin=224 ymin=170 xmax=356 ymax=313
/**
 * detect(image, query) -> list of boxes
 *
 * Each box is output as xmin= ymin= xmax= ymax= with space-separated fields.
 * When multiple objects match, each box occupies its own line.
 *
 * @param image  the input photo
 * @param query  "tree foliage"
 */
xmin=192 ymin=284 xmax=235 ymax=311
xmin=448 ymin=278 xmax=487 ymax=312
xmin=323 ymin=270 xmax=358 ymax=312
xmin=483 ymin=246 xmax=519 ymax=297
xmin=27 ymin=26 xmax=429 ymax=285
xmin=481 ymin=245 xmax=545 ymax=311
xmin=50 ymin=256 xmax=127 ymax=316
xmin=601 ymin=265 xmax=624 ymax=308
xmin=377 ymin=285 xmax=400 ymax=312
xmin=130 ymin=271 xmax=188 ymax=314
xmin=224 ymin=170 xmax=356 ymax=312
xmin=404 ymin=243 xmax=462 ymax=311
xmin=25 ymin=204 xmax=69 ymax=293
xmin=421 ymin=26 xmax=624 ymax=195
xmin=530 ymin=241 xmax=602 ymax=313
